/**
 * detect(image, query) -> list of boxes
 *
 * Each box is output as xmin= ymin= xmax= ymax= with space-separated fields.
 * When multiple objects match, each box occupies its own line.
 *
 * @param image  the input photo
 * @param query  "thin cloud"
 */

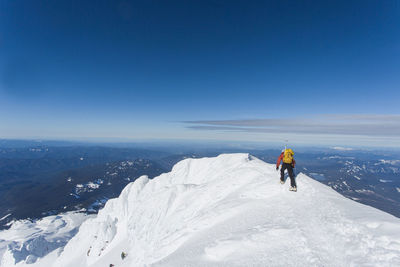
xmin=183 ymin=115 xmax=400 ymax=137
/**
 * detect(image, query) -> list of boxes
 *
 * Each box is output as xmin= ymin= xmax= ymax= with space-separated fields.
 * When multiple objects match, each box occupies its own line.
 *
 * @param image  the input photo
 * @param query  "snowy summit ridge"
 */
xmin=2 ymin=153 xmax=400 ymax=266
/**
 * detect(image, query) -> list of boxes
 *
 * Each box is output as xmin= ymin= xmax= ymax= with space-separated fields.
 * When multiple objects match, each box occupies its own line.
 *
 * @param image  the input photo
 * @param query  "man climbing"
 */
xmin=276 ymin=148 xmax=297 ymax=191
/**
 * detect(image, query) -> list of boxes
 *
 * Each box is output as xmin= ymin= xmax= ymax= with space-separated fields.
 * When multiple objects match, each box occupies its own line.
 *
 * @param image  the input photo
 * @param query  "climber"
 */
xmin=276 ymin=148 xmax=297 ymax=191
xmin=121 ymin=251 xmax=127 ymax=260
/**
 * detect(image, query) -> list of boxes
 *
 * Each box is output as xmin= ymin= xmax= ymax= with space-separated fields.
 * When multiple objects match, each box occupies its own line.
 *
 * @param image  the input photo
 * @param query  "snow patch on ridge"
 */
xmin=0 ymin=214 xmax=11 ymax=222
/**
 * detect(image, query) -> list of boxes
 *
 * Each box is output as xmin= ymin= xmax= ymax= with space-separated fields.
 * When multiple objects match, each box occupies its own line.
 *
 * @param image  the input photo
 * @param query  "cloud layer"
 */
xmin=183 ymin=115 xmax=400 ymax=137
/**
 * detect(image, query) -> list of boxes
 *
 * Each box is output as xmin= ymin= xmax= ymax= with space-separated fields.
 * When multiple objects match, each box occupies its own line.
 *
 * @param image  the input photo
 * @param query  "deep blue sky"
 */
xmin=1 ymin=1 xmax=399 ymax=146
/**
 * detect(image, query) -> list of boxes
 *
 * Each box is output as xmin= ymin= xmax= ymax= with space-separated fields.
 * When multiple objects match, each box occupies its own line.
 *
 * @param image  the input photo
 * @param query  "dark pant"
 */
xmin=280 ymin=163 xmax=296 ymax=187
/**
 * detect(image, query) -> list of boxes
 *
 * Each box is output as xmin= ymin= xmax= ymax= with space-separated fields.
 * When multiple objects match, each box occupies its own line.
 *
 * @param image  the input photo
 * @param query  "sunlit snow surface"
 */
xmin=0 ymin=212 xmax=92 ymax=266
xmin=2 ymin=154 xmax=400 ymax=266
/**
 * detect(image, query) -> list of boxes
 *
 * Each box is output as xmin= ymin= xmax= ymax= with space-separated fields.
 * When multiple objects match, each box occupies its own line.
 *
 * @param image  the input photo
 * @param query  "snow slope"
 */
xmin=2 ymin=153 xmax=400 ymax=266
xmin=0 ymin=212 xmax=91 ymax=266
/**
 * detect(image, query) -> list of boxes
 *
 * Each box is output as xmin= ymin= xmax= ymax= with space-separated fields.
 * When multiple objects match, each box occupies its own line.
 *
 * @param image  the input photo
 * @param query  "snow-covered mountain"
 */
xmin=0 ymin=212 xmax=91 ymax=266
xmin=1 ymin=154 xmax=400 ymax=266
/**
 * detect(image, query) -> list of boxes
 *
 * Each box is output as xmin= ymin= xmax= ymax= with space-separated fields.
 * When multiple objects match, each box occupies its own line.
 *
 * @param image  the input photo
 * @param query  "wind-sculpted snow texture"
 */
xmin=0 ymin=212 xmax=90 ymax=266
xmin=2 ymin=154 xmax=400 ymax=266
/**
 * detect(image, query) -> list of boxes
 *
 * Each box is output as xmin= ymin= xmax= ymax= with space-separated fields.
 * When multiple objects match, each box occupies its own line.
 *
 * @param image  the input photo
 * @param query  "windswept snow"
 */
xmin=0 ymin=212 xmax=91 ymax=266
xmin=1 ymin=154 xmax=400 ymax=266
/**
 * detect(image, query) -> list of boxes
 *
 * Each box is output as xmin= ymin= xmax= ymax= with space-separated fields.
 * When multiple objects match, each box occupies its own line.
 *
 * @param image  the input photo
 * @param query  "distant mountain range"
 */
xmin=0 ymin=141 xmax=399 ymax=230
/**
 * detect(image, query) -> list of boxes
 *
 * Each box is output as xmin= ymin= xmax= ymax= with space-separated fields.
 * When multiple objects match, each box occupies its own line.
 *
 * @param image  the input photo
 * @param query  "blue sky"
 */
xmin=0 ymin=0 xmax=399 ymax=146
